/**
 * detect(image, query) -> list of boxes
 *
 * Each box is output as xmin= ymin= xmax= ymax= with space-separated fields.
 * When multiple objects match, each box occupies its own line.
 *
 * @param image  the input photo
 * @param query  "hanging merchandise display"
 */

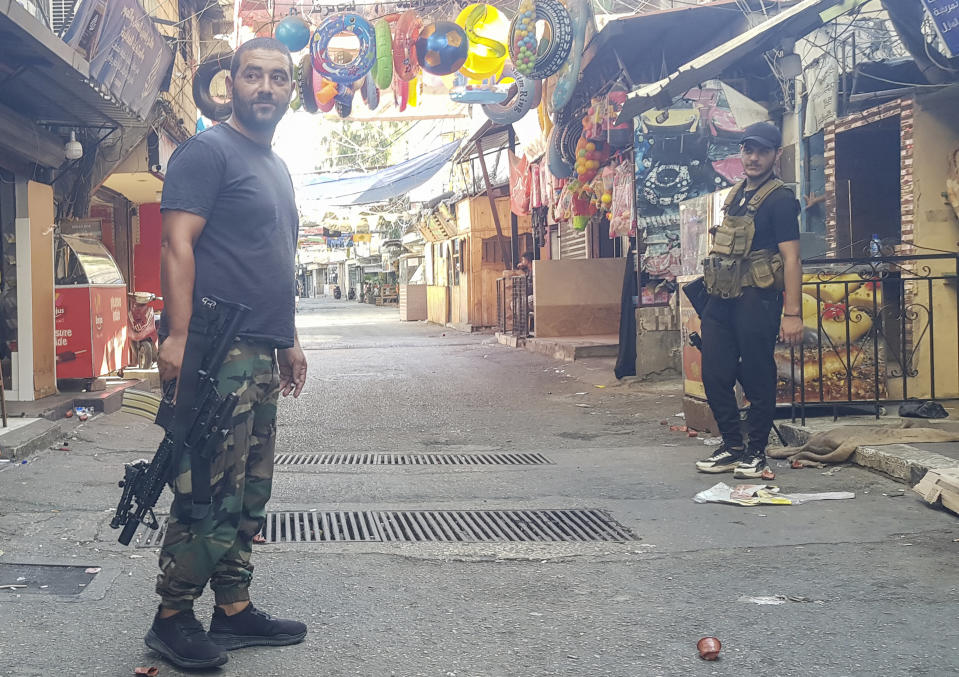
xmin=192 ymin=52 xmax=233 ymax=121
xmin=551 ymin=0 xmax=590 ymax=111
xmin=573 ymin=137 xmax=608 ymax=184
xmin=311 ymin=14 xmax=376 ymax=84
xmin=276 ymin=12 xmax=312 ymax=52
xmin=456 ymin=3 xmax=509 ymax=80
xmin=481 ymin=66 xmax=537 ymax=125
xmin=373 ymin=18 xmax=394 ymax=89
xmin=508 ymin=0 xmax=573 ymax=79
xmin=205 ymin=0 xmax=587 ymax=122
xmin=394 ymin=10 xmax=423 ymax=81
xmin=416 ymin=21 xmax=469 ymax=75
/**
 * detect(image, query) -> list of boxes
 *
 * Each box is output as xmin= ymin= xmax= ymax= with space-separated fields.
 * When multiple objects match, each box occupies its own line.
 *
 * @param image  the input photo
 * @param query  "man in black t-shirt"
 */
xmin=147 ymin=38 xmax=307 ymax=670
xmin=695 ymin=122 xmax=803 ymax=480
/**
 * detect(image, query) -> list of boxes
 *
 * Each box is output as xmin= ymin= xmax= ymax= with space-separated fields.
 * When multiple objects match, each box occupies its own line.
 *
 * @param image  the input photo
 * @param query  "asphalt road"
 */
xmin=1 ymin=296 xmax=957 ymax=677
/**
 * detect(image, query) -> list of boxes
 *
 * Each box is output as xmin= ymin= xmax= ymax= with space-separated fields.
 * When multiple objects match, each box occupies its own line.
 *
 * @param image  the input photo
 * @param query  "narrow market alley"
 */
xmin=1 ymin=297 xmax=957 ymax=676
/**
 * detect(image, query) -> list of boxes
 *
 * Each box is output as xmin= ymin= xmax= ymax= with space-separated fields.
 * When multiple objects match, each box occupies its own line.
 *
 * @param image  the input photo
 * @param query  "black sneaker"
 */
xmin=695 ymin=444 xmax=745 ymax=473
xmin=208 ymin=604 xmax=307 ymax=650
xmin=734 ymin=452 xmax=775 ymax=480
xmin=144 ymin=607 xmax=228 ymax=670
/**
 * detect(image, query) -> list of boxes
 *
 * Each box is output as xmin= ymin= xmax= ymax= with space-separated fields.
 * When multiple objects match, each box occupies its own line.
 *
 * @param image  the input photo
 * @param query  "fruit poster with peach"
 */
xmin=776 ymin=269 xmax=888 ymax=404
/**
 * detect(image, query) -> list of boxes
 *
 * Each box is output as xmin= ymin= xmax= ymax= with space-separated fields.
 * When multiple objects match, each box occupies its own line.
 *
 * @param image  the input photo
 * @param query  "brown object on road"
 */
xmin=134 ymin=667 xmax=159 ymax=676
xmin=697 ymin=636 xmax=721 ymax=660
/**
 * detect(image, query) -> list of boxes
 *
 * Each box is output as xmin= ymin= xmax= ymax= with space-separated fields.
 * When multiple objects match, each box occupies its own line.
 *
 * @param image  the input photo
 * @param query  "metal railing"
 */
xmin=496 ymin=275 xmax=530 ymax=337
xmin=786 ymin=253 xmax=959 ymax=424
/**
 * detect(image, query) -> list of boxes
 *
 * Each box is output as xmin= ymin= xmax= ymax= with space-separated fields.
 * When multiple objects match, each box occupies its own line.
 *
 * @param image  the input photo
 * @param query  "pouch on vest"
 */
xmin=711 ymin=215 xmax=753 ymax=257
xmin=703 ymin=257 xmax=743 ymax=299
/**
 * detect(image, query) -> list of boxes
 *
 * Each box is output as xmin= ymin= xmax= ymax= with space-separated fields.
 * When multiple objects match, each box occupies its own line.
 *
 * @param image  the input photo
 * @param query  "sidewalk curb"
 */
xmin=0 ymin=419 xmax=63 ymax=461
xmin=777 ymin=421 xmax=959 ymax=485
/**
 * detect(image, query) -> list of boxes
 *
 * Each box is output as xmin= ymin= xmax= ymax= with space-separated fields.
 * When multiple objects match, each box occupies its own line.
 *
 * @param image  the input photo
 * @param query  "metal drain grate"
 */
xmin=137 ymin=509 xmax=636 ymax=546
xmin=274 ymin=452 xmax=553 ymax=466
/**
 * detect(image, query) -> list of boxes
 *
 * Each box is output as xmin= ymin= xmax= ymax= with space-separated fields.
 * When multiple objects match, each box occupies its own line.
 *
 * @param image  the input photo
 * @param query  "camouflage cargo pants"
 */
xmin=156 ymin=340 xmax=280 ymax=611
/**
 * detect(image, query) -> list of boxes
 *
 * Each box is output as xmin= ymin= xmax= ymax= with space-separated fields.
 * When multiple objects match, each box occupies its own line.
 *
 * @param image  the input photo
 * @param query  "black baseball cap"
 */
xmin=740 ymin=122 xmax=782 ymax=149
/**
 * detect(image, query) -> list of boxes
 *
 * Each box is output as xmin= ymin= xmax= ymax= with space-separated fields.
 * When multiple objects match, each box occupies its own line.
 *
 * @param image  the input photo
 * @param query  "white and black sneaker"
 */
xmin=733 ymin=453 xmax=775 ymax=480
xmin=695 ymin=444 xmax=745 ymax=473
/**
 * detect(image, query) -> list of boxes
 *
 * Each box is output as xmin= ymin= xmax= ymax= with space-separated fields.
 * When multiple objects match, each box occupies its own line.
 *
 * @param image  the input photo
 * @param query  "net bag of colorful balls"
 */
xmin=573 ymin=137 xmax=609 ymax=185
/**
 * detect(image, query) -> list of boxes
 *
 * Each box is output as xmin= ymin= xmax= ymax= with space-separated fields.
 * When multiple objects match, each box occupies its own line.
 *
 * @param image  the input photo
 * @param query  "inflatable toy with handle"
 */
xmin=311 ymin=13 xmax=376 ymax=85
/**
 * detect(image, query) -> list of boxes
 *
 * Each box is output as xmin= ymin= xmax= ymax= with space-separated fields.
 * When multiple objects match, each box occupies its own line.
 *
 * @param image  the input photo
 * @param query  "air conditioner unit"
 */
xmin=47 ymin=0 xmax=76 ymax=36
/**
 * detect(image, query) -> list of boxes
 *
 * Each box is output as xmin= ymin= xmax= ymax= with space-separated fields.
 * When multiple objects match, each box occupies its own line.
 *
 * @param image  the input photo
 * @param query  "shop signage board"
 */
xmin=922 ymin=0 xmax=959 ymax=57
xmin=63 ymin=0 xmax=174 ymax=119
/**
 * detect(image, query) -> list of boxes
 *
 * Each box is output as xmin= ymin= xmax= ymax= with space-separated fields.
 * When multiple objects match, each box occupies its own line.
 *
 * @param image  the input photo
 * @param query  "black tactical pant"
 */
xmin=701 ymin=286 xmax=782 ymax=453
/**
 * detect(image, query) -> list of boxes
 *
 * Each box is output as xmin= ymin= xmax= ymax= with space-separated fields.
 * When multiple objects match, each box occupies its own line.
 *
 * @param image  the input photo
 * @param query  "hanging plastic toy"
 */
xmin=455 ymin=4 xmax=509 ymax=81
xmin=311 ymin=14 xmax=375 ymax=85
xmin=415 ymin=21 xmax=469 ymax=76
xmin=275 ymin=11 xmax=312 ymax=52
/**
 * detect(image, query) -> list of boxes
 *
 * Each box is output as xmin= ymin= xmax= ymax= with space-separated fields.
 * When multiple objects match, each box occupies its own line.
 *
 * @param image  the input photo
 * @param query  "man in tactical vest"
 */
xmin=695 ymin=122 xmax=803 ymax=479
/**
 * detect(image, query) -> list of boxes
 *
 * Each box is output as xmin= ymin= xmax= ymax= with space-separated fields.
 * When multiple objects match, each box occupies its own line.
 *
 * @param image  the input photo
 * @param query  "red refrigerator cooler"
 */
xmin=54 ymin=235 xmax=128 ymax=380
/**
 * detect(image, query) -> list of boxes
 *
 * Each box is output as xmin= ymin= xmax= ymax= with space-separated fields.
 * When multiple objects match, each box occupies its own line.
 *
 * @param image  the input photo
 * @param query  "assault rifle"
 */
xmin=111 ymin=296 xmax=249 ymax=546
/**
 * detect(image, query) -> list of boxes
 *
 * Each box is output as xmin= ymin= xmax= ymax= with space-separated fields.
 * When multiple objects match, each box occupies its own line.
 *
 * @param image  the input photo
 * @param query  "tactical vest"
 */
xmin=702 ymin=178 xmax=786 ymax=299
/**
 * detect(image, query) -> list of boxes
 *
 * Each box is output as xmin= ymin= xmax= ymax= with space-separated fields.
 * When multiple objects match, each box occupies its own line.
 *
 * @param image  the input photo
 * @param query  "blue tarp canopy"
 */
xmin=298 ymin=140 xmax=460 ymax=206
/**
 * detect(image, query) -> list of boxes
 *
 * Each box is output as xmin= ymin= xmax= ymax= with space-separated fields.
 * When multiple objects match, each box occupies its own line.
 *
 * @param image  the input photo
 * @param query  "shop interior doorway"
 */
xmin=834 ymin=116 xmax=902 ymax=256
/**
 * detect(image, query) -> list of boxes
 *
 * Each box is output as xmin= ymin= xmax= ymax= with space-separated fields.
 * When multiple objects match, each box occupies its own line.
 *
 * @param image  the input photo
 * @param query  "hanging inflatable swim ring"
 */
xmin=455 ymin=4 xmax=509 ymax=81
xmin=311 ymin=14 xmax=375 ymax=85
xmin=373 ymin=19 xmax=394 ymax=90
xmin=360 ymin=74 xmax=380 ymax=111
xmin=551 ymin=0 xmax=589 ymax=111
xmin=393 ymin=10 xmax=423 ymax=82
xmin=193 ymin=52 xmax=233 ymax=121
xmin=508 ymin=0 xmax=573 ymax=80
xmin=481 ymin=66 xmax=536 ymax=125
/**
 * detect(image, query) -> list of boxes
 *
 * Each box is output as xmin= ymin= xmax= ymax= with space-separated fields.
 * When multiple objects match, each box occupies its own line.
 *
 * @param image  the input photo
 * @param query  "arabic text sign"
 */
xmin=64 ymin=0 xmax=174 ymax=119
xmin=923 ymin=0 xmax=959 ymax=57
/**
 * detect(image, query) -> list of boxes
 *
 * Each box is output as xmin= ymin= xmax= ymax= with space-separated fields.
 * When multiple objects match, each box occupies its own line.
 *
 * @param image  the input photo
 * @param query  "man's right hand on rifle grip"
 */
xmin=158 ymin=334 xmax=187 ymax=384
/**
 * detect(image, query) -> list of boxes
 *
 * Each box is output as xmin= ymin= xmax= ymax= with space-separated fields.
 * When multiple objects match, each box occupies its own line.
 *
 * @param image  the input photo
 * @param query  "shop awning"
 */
xmin=298 ymin=140 xmax=460 ymax=206
xmin=618 ymin=0 xmax=860 ymax=122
